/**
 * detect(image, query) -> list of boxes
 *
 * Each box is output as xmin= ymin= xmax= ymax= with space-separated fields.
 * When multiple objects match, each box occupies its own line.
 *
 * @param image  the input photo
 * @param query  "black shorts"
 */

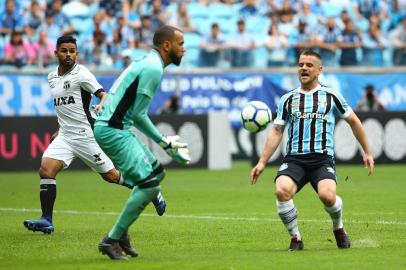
xmin=275 ymin=153 xmax=337 ymax=192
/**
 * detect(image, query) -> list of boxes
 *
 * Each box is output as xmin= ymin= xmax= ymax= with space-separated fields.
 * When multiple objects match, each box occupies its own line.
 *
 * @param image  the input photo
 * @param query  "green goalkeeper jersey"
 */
xmin=95 ymin=49 xmax=164 ymax=143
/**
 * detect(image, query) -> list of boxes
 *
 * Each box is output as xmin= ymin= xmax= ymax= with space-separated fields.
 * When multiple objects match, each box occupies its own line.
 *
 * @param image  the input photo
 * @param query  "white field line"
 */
xmin=1 ymin=207 xmax=405 ymax=226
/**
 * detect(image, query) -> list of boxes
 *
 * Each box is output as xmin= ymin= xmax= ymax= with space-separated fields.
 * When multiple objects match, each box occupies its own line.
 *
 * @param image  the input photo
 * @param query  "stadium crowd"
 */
xmin=0 ymin=0 xmax=405 ymax=69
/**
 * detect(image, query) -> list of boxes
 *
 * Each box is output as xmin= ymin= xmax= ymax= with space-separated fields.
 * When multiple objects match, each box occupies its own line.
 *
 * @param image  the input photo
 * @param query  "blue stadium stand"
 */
xmin=183 ymin=32 xmax=202 ymax=68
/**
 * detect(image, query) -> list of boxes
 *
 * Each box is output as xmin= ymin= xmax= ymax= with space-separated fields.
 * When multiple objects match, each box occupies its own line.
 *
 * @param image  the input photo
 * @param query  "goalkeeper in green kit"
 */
xmin=94 ymin=25 xmax=190 ymax=260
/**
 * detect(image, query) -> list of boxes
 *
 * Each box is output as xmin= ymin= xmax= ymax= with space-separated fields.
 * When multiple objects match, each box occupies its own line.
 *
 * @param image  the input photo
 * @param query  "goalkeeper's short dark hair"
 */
xmin=153 ymin=25 xmax=182 ymax=46
xmin=56 ymin=35 xmax=77 ymax=49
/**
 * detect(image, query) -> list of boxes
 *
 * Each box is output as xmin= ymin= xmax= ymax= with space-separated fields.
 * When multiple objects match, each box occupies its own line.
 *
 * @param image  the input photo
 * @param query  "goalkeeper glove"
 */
xmin=159 ymin=135 xmax=190 ymax=164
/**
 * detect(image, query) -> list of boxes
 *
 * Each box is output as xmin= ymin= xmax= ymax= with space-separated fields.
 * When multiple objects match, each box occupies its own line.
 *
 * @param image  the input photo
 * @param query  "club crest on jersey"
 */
xmin=318 ymin=100 xmax=327 ymax=107
xmin=54 ymin=96 xmax=75 ymax=106
xmin=291 ymin=102 xmax=300 ymax=108
xmin=63 ymin=80 xmax=71 ymax=89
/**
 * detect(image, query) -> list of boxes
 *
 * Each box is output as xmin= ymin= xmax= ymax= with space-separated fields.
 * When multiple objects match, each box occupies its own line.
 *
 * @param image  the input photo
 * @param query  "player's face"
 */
xmin=55 ymin=43 xmax=78 ymax=67
xmin=298 ymin=54 xmax=322 ymax=88
xmin=169 ymin=30 xmax=185 ymax=66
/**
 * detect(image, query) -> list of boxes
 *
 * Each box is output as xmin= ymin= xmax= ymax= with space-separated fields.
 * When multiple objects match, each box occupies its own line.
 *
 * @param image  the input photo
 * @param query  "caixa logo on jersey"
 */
xmin=54 ymin=96 xmax=75 ymax=106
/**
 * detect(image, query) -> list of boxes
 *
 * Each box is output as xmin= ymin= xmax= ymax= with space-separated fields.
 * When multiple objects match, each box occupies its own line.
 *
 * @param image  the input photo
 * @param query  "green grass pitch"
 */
xmin=0 ymin=162 xmax=405 ymax=270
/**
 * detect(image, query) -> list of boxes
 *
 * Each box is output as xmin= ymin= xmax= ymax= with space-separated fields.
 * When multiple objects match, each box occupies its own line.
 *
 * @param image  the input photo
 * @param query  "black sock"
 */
xmin=40 ymin=181 xmax=56 ymax=222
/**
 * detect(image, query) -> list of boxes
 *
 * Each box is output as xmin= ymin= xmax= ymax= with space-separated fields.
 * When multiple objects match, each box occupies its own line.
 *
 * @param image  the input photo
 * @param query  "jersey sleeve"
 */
xmin=79 ymin=66 xmax=104 ymax=94
xmin=331 ymin=90 xmax=352 ymax=118
xmin=273 ymin=93 xmax=291 ymax=126
xmin=137 ymin=66 xmax=162 ymax=98
xmin=131 ymin=93 xmax=163 ymax=143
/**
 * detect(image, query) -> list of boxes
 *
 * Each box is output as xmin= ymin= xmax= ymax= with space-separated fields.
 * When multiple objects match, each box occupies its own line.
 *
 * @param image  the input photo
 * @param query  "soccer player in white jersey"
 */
xmin=23 ymin=36 xmax=166 ymax=239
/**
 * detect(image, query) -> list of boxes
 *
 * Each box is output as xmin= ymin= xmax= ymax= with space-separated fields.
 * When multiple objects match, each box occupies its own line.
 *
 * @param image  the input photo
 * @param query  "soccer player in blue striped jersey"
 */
xmin=251 ymin=50 xmax=374 ymax=251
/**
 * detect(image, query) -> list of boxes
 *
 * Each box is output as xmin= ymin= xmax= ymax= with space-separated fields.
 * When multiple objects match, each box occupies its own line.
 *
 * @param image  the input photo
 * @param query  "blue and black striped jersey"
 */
xmin=274 ymin=84 xmax=352 ymax=157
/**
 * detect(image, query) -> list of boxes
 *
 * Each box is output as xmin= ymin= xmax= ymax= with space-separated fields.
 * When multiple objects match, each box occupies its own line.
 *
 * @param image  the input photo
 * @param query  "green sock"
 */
xmin=108 ymin=185 xmax=160 ymax=239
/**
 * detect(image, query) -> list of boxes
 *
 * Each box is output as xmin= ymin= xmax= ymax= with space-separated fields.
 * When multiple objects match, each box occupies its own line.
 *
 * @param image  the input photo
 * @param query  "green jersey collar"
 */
xmin=151 ymin=49 xmax=165 ymax=69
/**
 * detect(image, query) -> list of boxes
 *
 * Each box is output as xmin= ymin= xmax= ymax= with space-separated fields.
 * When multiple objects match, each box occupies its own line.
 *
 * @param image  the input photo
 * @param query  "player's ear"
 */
xmin=162 ymin=40 xmax=171 ymax=52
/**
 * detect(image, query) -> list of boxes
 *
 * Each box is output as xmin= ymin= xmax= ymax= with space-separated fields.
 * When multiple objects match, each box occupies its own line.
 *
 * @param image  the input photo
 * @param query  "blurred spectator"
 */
xmin=49 ymin=0 xmax=75 ymax=36
xmin=0 ymin=0 xmax=23 ymax=36
xmin=99 ymin=0 xmax=123 ymax=18
xmin=369 ymin=13 xmax=388 ymax=32
xmin=4 ymin=29 xmax=34 ymax=67
xmin=337 ymin=19 xmax=362 ymax=66
xmin=137 ymin=15 xmax=154 ymax=50
xmin=23 ymin=1 xmax=44 ymax=40
xmin=149 ymin=0 xmax=170 ymax=31
xmin=119 ymin=49 xmax=133 ymax=69
xmin=258 ymin=0 xmax=278 ymax=16
xmin=336 ymin=9 xmax=351 ymax=30
xmin=390 ymin=16 xmax=406 ymax=66
xmin=352 ymin=0 xmax=380 ymax=20
xmin=112 ymin=15 xmax=136 ymax=49
xmin=31 ymin=30 xmax=55 ymax=67
xmin=36 ymin=11 xmax=62 ymax=44
xmin=279 ymin=0 xmax=297 ymax=14
xmin=277 ymin=10 xmax=295 ymax=38
xmin=59 ymin=0 xmax=92 ymax=18
xmin=92 ymin=12 xmax=106 ymax=45
xmin=239 ymin=0 xmax=259 ymax=18
xmin=292 ymin=21 xmax=313 ymax=63
xmin=86 ymin=28 xmax=111 ymax=68
xmin=315 ymin=17 xmax=340 ymax=66
xmin=125 ymin=1 xmax=141 ymax=31
xmin=355 ymin=84 xmax=386 ymax=112
xmin=199 ymin=23 xmax=225 ymax=67
xmin=227 ymin=19 xmax=255 ymax=67
xmin=352 ymin=5 xmax=369 ymax=33
xmin=362 ymin=25 xmax=389 ymax=66
xmin=294 ymin=2 xmax=318 ymax=29
xmin=159 ymin=95 xmax=180 ymax=114
xmin=106 ymin=15 xmax=137 ymax=67
xmin=265 ymin=23 xmax=288 ymax=67
xmin=169 ymin=2 xmax=195 ymax=33
xmin=99 ymin=9 xmax=116 ymax=43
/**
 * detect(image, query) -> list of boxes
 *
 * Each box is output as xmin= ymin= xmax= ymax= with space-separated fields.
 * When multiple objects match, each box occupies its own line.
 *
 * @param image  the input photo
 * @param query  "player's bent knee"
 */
xmin=38 ymin=160 xmax=62 ymax=179
xmin=275 ymin=188 xmax=294 ymax=201
xmin=275 ymin=176 xmax=296 ymax=201
xmin=319 ymin=191 xmax=336 ymax=206
xmin=38 ymin=166 xmax=52 ymax=178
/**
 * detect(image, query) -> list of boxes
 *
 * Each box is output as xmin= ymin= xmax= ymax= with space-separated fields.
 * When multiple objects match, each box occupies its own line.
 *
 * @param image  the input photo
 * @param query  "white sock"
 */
xmin=324 ymin=195 xmax=343 ymax=230
xmin=277 ymin=199 xmax=301 ymax=240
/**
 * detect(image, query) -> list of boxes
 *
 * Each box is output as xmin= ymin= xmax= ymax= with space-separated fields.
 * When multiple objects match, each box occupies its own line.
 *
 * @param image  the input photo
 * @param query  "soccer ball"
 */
xmin=241 ymin=101 xmax=272 ymax=133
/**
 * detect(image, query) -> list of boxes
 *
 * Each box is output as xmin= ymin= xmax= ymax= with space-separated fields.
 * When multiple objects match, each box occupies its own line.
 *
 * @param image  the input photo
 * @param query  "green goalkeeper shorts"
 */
xmin=93 ymin=125 xmax=154 ymax=186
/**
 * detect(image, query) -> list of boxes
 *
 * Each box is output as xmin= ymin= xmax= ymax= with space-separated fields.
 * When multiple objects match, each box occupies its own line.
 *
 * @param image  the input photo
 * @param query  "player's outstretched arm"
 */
xmin=251 ymin=124 xmax=284 ymax=184
xmin=345 ymin=112 xmax=375 ymax=176
xmin=93 ymin=91 xmax=107 ymax=115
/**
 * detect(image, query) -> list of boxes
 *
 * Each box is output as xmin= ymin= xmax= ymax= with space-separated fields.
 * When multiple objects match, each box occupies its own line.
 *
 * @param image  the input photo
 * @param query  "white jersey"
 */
xmin=48 ymin=64 xmax=103 ymax=139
